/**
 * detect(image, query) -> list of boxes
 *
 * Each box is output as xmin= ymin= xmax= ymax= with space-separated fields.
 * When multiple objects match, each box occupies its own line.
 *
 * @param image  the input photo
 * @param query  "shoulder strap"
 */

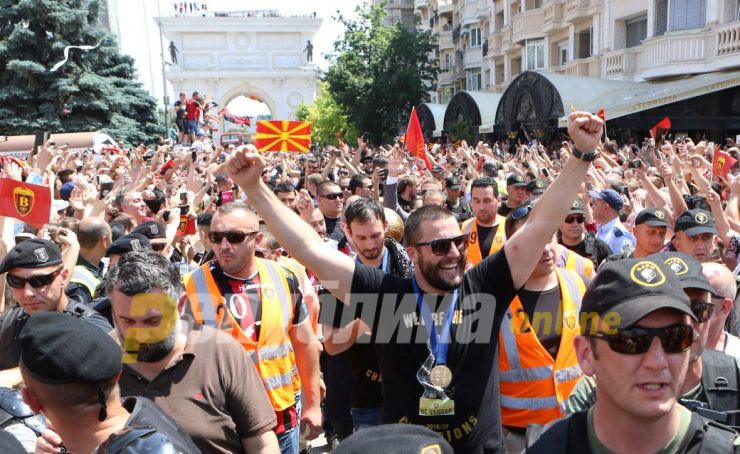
xmin=701 ymin=349 xmax=739 ymax=414
xmin=584 ymin=233 xmax=596 ymax=256
xmin=685 ymin=412 xmax=738 ymax=454
xmin=526 ymin=412 xmax=592 ymax=454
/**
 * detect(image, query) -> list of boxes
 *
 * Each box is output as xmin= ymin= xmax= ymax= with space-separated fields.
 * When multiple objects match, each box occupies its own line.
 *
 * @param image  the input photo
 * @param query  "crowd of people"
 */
xmin=0 ymin=111 xmax=739 ymax=453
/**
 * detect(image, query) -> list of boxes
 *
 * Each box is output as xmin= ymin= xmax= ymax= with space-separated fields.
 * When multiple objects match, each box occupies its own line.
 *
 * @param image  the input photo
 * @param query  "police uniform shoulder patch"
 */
xmin=613 ymin=228 xmax=623 ymax=237
xmin=630 ymin=261 xmax=666 ymax=287
xmin=664 ymin=257 xmax=688 ymax=275
xmin=655 ymin=210 xmax=665 ymax=219
xmin=694 ymin=212 xmax=708 ymax=224
xmin=149 ymin=224 xmax=159 ymax=235
xmin=33 ymin=247 xmax=48 ymax=263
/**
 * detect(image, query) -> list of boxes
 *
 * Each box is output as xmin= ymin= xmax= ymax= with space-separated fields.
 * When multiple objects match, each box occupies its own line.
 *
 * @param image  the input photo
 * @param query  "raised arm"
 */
xmin=504 ymin=111 xmax=602 ymax=289
xmin=226 ymin=146 xmax=356 ymax=301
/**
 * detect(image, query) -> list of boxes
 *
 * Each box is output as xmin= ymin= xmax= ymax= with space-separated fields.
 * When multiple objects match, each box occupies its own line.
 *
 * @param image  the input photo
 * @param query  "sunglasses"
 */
xmin=209 ymin=230 xmax=258 ymax=244
xmin=691 ymin=301 xmax=714 ymax=323
xmin=564 ymin=215 xmax=585 ymax=224
xmin=151 ymin=242 xmax=167 ymax=252
xmin=588 ymin=323 xmax=694 ymax=355
xmin=413 ymin=234 xmax=469 ymax=256
xmin=319 ymin=193 xmax=343 ymax=200
xmin=7 ymin=268 xmax=63 ymax=289
xmin=340 ymin=186 xmax=349 ymax=191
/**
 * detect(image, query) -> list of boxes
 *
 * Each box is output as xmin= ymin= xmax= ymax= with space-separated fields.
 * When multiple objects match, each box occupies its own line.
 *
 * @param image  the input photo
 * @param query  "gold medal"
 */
xmin=429 ymin=365 xmax=453 ymax=388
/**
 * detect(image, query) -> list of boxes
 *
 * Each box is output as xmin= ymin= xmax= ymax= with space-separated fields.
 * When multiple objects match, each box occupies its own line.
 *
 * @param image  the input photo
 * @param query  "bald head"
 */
xmin=701 ymin=262 xmax=738 ymax=350
xmin=214 ymin=201 xmax=259 ymax=230
xmin=76 ymin=217 xmax=111 ymax=250
xmin=702 ymin=262 xmax=736 ymax=300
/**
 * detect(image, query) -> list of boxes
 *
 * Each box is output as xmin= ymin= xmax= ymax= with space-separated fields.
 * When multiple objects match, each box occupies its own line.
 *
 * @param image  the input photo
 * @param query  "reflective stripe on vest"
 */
xmin=70 ymin=266 xmax=101 ymax=298
xmin=183 ymin=259 xmax=300 ymax=410
xmin=499 ymin=267 xmax=586 ymax=427
xmin=462 ymin=216 xmax=506 ymax=267
xmin=556 ymin=248 xmax=594 ymax=283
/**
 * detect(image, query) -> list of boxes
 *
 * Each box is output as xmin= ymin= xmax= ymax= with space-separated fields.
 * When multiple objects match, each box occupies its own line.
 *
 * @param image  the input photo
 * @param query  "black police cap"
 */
xmin=526 ymin=179 xmax=547 ymax=194
xmin=635 ymin=208 xmax=670 ymax=228
xmin=19 ymin=312 xmax=122 ymax=385
xmin=0 ymin=238 xmax=62 ymax=275
xmin=506 ymin=173 xmax=526 ymax=187
xmin=652 ymin=251 xmax=715 ymax=294
xmin=132 ymin=221 xmax=167 ymax=240
xmin=569 ymin=198 xmax=586 ymax=214
xmin=105 ymin=233 xmax=152 ymax=258
xmin=581 ymin=258 xmax=696 ymax=331
xmin=674 ymin=209 xmax=718 ymax=237
xmin=334 ymin=423 xmax=453 ymax=454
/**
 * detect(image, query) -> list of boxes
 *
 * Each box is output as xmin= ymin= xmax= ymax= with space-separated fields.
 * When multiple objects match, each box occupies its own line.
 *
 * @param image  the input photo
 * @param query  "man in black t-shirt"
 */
xmin=225 ymin=111 xmax=604 ymax=452
xmin=557 ymin=198 xmax=611 ymax=269
xmin=498 ymin=173 xmax=528 ymax=216
xmin=173 ymin=92 xmax=187 ymax=144
xmin=316 ymin=180 xmax=345 ymax=243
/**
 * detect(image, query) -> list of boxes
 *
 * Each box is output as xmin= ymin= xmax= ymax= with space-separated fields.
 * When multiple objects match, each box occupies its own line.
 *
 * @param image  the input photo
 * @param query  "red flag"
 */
xmin=0 ymin=178 xmax=51 ymax=228
xmin=713 ymin=148 xmax=737 ymax=179
xmin=405 ymin=107 xmax=432 ymax=171
xmin=219 ymin=107 xmax=251 ymax=126
xmin=177 ymin=215 xmax=196 ymax=235
xmin=597 ymin=108 xmax=605 ymax=122
xmin=650 ymin=117 xmax=671 ymax=140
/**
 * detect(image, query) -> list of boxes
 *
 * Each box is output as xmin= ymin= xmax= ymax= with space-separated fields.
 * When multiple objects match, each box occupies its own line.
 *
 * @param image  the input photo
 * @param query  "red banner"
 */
xmin=178 ymin=215 xmax=196 ymax=235
xmin=404 ymin=107 xmax=432 ymax=171
xmin=713 ymin=148 xmax=737 ymax=179
xmin=255 ymin=121 xmax=311 ymax=152
xmin=0 ymin=178 xmax=51 ymax=228
xmin=220 ymin=107 xmax=251 ymax=126
xmin=650 ymin=117 xmax=671 ymax=140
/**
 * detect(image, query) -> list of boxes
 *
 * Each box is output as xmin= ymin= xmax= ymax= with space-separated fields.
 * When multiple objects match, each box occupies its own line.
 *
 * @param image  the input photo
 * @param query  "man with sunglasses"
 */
xmin=529 ymin=258 xmax=739 ymax=453
xmin=0 ymin=239 xmax=112 ymax=372
xmin=604 ymin=207 xmax=670 ymax=263
xmin=315 ymin=180 xmax=345 ymax=243
xmin=184 ymin=202 xmax=322 ymax=454
xmin=224 ymin=110 xmax=604 ymax=453
xmin=557 ymin=198 xmax=611 ymax=271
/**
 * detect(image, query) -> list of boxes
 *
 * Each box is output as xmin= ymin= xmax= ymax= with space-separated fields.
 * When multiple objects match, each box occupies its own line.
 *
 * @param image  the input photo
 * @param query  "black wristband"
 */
xmin=572 ymin=147 xmax=598 ymax=162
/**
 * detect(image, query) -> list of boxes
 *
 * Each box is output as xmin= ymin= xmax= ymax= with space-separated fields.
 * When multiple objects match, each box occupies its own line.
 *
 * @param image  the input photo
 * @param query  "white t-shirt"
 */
xmin=723 ymin=331 xmax=740 ymax=358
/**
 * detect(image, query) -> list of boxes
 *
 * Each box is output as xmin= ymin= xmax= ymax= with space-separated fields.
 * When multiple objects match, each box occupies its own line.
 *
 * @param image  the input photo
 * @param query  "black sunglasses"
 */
xmin=209 ymin=230 xmax=258 ymax=244
xmin=413 ymin=234 xmax=469 ymax=256
xmin=588 ymin=323 xmax=694 ymax=355
xmin=319 ymin=193 xmax=342 ymax=200
xmin=151 ymin=242 xmax=167 ymax=252
xmin=7 ymin=268 xmax=63 ymax=289
xmin=691 ymin=301 xmax=714 ymax=323
xmin=564 ymin=215 xmax=585 ymax=224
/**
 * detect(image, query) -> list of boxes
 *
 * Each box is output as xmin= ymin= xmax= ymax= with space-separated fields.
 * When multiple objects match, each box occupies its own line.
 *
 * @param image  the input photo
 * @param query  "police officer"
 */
xmin=589 ymin=188 xmax=635 ymax=254
xmin=673 ymin=209 xmax=719 ymax=263
xmin=0 ymin=239 xmax=111 ymax=371
xmin=65 ymin=218 xmax=111 ymax=305
xmin=525 ymin=179 xmax=547 ymax=200
xmin=557 ymin=198 xmax=611 ymax=269
xmin=20 ymin=312 xmax=199 ymax=453
xmin=604 ymin=207 xmax=670 ymax=262
xmin=498 ymin=173 xmax=528 ymax=216
xmin=528 ymin=258 xmax=739 ymax=452
xmin=0 ymin=386 xmax=48 ymax=451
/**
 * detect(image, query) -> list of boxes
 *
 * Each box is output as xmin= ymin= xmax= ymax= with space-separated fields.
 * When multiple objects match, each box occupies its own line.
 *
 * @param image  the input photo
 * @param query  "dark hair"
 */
xmin=57 ymin=169 xmax=74 ymax=184
xmin=76 ymin=220 xmax=111 ymax=249
xmin=348 ymin=174 xmax=369 ymax=194
xmin=316 ymin=180 xmax=340 ymax=196
xmin=109 ymin=214 xmax=135 ymax=241
xmin=470 ymin=176 xmax=499 ymax=197
xmin=105 ymin=250 xmax=183 ymax=303
xmin=273 ymin=182 xmax=296 ymax=195
xmin=404 ymin=205 xmax=455 ymax=245
xmin=344 ymin=198 xmax=385 ymax=227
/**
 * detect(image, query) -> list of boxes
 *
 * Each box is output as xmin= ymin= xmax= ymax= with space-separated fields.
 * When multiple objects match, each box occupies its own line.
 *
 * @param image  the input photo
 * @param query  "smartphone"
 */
xmin=99 ymin=181 xmax=114 ymax=199
xmin=191 ymin=151 xmax=197 ymax=162
xmin=221 ymin=190 xmax=234 ymax=204
xmin=542 ymin=168 xmax=549 ymax=177
xmin=159 ymin=159 xmax=175 ymax=175
xmin=180 ymin=192 xmax=188 ymax=204
xmin=379 ymin=169 xmax=389 ymax=181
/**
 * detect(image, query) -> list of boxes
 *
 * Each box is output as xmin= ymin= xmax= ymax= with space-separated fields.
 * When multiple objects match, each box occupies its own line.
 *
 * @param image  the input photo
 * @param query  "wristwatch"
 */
xmin=572 ymin=147 xmax=599 ymax=162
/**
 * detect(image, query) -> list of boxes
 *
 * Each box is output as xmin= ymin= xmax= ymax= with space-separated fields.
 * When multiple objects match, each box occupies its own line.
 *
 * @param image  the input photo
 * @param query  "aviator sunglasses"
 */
xmin=413 ymin=234 xmax=469 ymax=256
xmin=588 ymin=323 xmax=694 ymax=355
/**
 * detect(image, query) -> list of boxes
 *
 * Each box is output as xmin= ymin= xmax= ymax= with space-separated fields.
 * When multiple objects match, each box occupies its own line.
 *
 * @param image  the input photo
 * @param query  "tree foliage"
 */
xmin=0 ymin=0 xmax=161 ymax=144
xmin=295 ymin=82 xmax=360 ymax=146
xmin=324 ymin=1 xmax=438 ymax=145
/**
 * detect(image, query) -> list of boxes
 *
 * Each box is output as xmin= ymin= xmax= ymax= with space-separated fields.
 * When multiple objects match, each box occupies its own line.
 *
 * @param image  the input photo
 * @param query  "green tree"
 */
xmin=325 ymin=1 xmax=438 ymax=145
xmin=447 ymin=120 xmax=474 ymax=143
xmin=0 ymin=0 xmax=161 ymax=145
xmin=295 ymin=81 xmax=359 ymax=146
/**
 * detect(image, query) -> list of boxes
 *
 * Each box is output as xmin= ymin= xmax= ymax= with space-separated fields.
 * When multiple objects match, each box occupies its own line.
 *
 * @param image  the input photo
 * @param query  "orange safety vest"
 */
xmin=462 ymin=216 xmax=506 ymax=267
xmin=498 ymin=267 xmax=586 ymax=428
xmin=277 ymin=256 xmax=319 ymax=334
xmin=183 ymin=259 xmax=301 ymax=411
xmin=555 ymin=247 xmax=594 ymax=283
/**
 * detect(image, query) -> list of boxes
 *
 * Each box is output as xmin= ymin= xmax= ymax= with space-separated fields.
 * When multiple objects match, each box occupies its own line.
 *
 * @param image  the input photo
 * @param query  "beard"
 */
xmin=118 ymin=320 xmax=179 ymax=363
xmin=417 ymin=253 xmax=466 ymax=291
xmin=359 ymin=246 xmax=383 ymax=261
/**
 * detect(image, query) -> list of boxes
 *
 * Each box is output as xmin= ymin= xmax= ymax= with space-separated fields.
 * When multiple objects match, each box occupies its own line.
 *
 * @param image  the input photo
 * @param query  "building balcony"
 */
xmin=464 ymin=47 xmax=483 ymax=68
xmin=439 ymin=30 xmax=454 ymax=49
xmin=542 ymin=1 xmax=565 ymax=33
xmin=637 ymin=32 xmax=712 ymax=80
xmin=554 ymin=57 xmax=600 ymax=77
xmin=563 ymin=0 xmax=591 ymax=23
xmin=501 ymin=25 xmax=512 ymax=52
xmin=511 ymin=9 xmax=545 ymax=44
xmin=716 ymin=21 xmax=740 ymax=57
xmin=461 ymin=1 xmax=479 ymax=24
xmin=602 ymin=48 xmax=639 ymax=78
xmin=487 ymin=31 xmax=502 ymax=57
xmin=414 ymin=0 xmax=429 ymax=11
xmin=438 ymin=67 xmax=454 ymax=85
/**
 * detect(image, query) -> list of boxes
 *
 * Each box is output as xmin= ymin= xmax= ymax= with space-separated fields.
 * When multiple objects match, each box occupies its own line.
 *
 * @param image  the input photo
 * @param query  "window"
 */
xmin=534 ymin=0 xmax=543 ymax=8
xmin=626 ymin=15 xmax=648 ymax=48
xmin=577 ymin=28 xmax=592 ymax=59
xmin=470 ymin=27 xmax=482 ymax=47
xmin=467 ymin=69 xmax=482 ymax=90
xmin=445 ymin=53 xmax=453 ymax=68
xmin=558 ymin=41 xmax=568 ymax=65
xmin=525 ymin=39 xmax=545 ymax=70
xmin=669 ymin=0 xmax=706 ymax=31
xmin=655 ymin=0 xmax=668 ymax=36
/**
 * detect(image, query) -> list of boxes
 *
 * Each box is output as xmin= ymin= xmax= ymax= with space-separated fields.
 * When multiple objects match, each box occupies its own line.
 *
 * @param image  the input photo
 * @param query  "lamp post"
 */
xmin=156 ymin=0 xmax=169 ymax=134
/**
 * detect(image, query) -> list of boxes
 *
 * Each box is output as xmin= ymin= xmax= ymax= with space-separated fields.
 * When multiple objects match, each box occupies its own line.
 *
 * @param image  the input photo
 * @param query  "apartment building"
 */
xmin=415 ymin=0 xmax=740 ymax=137
xmin=375 ymin=0 xmax=417 ymax=30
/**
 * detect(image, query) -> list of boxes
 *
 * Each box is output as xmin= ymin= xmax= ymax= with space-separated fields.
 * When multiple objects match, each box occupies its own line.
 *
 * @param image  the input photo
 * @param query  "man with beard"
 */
xmin=106 ymin=250 xmax=279 ymax=453
xmin=462 ymin=177 xmax=507 ymax=268
xmin=184 ymin=202 xmax=322 ymax=454
xmin=224 ymin=110 xmax=604 ymax=452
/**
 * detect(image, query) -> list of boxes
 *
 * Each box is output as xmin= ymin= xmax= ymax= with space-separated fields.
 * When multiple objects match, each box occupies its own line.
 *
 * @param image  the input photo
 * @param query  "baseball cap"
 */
xmin=580 ymin=258 xmax=696 ymax=331
xmin=132 ymin=221 xmax=167 ymax=240
xmin=569 ymin=198 xmax=586 ymax=214
xmin=197 ymin=212 xmax=213 ymax=227
xmin=635 ymin=208 xmax=670 ymax=228
xmin=432 ymin=165 xmax=444 ymax=173
xmin=105 ymin=233 xmax=152 ymax=258
xmin=19 ymin=311 xmax=122 ymax=384
xmin=588 ymin=188 xmax=623 ymax=211
xmin=360 ymin=154 xmax=374 ymax=163
xmin=60 ymin=182 xmax=76 ymax=201
xmin=674 ymin=209 xmax=717 ymax=237
xmin=526 ymin=179 xmax=547 ymax=195
xmin=334 ymin=424 xmax=453 ymax=454
xmin=506 ymin=173 xmax=526 ymax=187
xmin=0 ymin=239 xmax=62 ymax=274
xmin=653 ymin=251 xmax=714 ymax=294
xmin=445 ymin=176 xmax=462 ymax=190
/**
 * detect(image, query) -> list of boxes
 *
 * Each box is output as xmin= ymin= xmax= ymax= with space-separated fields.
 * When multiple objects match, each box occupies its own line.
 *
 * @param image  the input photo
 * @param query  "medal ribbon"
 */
xmin=412 ymin=277 xmax=458 ymax=366
xmin=355 ymin=247 xmax=389 ymax=273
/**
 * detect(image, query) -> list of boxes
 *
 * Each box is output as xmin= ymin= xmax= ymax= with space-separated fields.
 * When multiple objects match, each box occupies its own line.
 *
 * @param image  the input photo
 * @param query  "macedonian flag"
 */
xmin=0 ymin=178 xmax=52 ymax=228
xmin=255 ymin=120 xmax=311 ymax=152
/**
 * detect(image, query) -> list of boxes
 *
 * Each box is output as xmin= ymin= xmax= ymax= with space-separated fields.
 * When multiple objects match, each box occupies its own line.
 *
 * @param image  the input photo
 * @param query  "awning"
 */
xmin=442 ymin=91 xmax=502 ymax=135
xmin=0 ymin=131 xmax=118 ymax=154
xmin=416 ymin=102 xmax=448 ymax=136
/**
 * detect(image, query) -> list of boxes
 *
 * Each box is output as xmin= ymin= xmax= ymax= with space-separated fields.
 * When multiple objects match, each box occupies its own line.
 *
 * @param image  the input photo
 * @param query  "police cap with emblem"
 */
xmin=635 ymin=208 xmax=670 ymax=228
xmin=0 ymin=238 xmax=62 ymax=274
xmin=132 ymin=221 xmax=167 ymax=240
xmin=105 ymin=233 xmax=152 ymax=258
xmin=569 ymin=198 xmax=586 ymax=214
xmin=506 ymin=173 xmax=527 ymax=187
xmin=526 ymin=179 xmax=547 ymax=195
xmin=674 ymin=209 xmax=718 ymax=237
xmin=652 ymin=251 xmax=715 ymax=294
xmin=581 ymin=258 xmax=696 ymax=330
xmin=445 ymin=176 xmax=462 ymax=190
xmin=333 ymin=423 xmax=453 ymax=454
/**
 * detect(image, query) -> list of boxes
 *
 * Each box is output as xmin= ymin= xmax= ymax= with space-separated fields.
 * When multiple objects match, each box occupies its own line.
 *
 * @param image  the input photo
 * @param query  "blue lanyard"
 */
xmin=356 ymin=247 xmax=389 ymax=273
xmin=412 ymin=277 xmax=458 ymax=365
